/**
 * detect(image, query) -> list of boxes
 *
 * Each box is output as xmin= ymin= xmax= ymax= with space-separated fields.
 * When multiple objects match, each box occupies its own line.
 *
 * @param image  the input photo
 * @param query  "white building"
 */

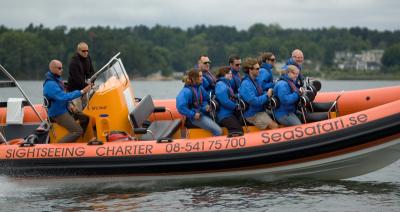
xmin=334 ymin=49 xmax=384 ymax=71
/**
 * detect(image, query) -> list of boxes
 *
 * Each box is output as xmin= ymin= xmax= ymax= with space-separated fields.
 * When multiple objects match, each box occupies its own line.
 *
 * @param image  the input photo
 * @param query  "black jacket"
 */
xmin=67 ymin=54 xmax=95 ymax=91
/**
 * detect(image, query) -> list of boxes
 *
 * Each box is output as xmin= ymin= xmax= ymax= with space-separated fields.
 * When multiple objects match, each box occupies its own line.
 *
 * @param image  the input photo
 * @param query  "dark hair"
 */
xmin=216 ymin=66 xmax=231 ymax=78
xmin=242 ymin=57 xmax=259 ymax=73
xmin=228 ymin=55 xmax=241 ymax=64
xmin=183 ymin=68 xmax=200 ymax=85
xmin=198 ymin=54 xmax=208 ymax=60
xmin=259 ymin=52 xmax=274 ymax=63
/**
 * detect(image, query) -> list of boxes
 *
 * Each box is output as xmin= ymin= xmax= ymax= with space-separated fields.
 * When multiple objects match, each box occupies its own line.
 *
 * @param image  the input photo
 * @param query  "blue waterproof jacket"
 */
xmin=43 ymin=71 xmax=81 ymax=118
xmin=201 ymin=70 xmax=216 ymax=96
xmin=282 ymin=58 xmax=304 ymax=88
xmin=176 ymin=84 xmax=209 ymax=121
xmin=215 ymin=78 xmax=238 ymax=122
xmin=238 ymin=75 xmax=269 ymax=118
xmin=257 ymin=63 xmax=274 ymax=91
xmin=273 ymin=74 xmax=300 ymax=119
xmin=230 ymin=68 xmax=242 ymax=94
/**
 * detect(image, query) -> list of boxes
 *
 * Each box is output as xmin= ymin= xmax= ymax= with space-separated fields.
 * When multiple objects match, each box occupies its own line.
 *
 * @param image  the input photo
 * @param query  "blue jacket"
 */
xmin=257 ymin=63 xmax=274 ymax=91
xmin=176 ymin=84 xmax=209 ymax=121
xmin=238 ymin=75 xmax=269 ymax=118
xmin=202 ymin=70 xmax=216 ymax=96
xmin=273 ymin=74 xmax=300 ymax=119
xmin=282 ymin=58 xmax=304 ymax=88
xmin=43 ymin=71 xmax=81 ymax=118
xmin=215 ymin=78 xmax=237 ymax=122
xmin=230 ymin=68 xmax=241 ymax=94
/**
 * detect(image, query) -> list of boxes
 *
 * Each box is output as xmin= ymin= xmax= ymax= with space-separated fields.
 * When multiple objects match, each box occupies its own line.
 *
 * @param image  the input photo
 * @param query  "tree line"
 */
xmin=1 ymin=23 xmax=400 ymax=80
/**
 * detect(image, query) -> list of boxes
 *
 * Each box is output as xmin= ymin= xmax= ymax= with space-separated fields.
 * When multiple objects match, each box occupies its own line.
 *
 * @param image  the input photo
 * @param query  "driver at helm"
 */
xmin=43 ymin=59 xmax=92 ymax=143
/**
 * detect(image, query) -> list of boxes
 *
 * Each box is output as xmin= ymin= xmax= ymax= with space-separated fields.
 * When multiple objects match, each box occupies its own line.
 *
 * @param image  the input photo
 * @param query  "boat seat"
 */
xmin=311 ymin=102 xmax=335 ymax=112
xmin=129 ymin=95 xmax=181 ymax=141
xmin=0 ymin=123 xmax=41 ymax=140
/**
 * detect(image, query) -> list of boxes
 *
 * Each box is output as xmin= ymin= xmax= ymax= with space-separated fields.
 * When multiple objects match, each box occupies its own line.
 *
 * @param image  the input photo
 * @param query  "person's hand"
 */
xmin=299 ymin=87 xmax=305 ymax=95
xmin=236 ymin=103 xmax=242 ymax=111
xmin=194 ymin=112 xmax=201 ymax=120
xmin=205 ymin=104 xmax=211 ymax=112
xmin=81 ymin=84 xmax=92 ymax=94
xmin=68 ymin=104 xmax=78 ymax=113
xmin=266 ymin=88 xmax=273 ymax=98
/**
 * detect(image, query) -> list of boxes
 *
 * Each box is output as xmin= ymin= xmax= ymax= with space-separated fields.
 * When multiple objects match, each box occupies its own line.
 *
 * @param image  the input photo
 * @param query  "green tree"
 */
xmin=382 ymin=43 xmax=400 ymax=67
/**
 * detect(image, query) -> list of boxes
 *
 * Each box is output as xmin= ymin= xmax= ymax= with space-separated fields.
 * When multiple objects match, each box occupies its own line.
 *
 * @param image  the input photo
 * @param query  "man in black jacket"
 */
xmin=67 ymin=42 xmax=95 ymax=111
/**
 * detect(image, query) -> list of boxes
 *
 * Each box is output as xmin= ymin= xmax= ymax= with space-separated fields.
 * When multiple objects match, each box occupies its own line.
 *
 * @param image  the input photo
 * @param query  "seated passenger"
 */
xmin=238 ymin=58 xmax=278 ymax=130
xmin=273 ymin=65 xmax=303 ymax=126
xmin=43 ymin=60 xmax=92 ymax=143
xmin=257 ymin=52 xmax=276 ymax=91
xmin=197 ymin=55 xmax=216 ymax=96
xmin=215 ymin=66 xmax=244 ymax=136
xmin=176 ymin=68 xmax=222 ymax=136
xmin=282 ymin=49 xmax=305 ymax=88
xmin=228 ymin=55 xmax=242 ymax=94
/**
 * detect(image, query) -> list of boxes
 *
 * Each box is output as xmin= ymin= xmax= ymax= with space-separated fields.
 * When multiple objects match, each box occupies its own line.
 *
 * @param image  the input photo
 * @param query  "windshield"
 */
xmin=94 ymin=58 xmax=129 ymax=92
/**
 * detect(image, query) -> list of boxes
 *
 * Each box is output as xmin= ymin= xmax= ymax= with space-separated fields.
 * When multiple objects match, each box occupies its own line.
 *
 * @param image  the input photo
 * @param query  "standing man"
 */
xmin=228 ymin=55 xmax=242 ymax=94
xmin=44 ymin=60 xmax=92 ymax=143
xmin=283 ymin=49 xmax=305 ymax=88
xmin=197 ymin=55 xmax=216 ymax=96
xmin=67 ymin=42 xmax=95 ymax=111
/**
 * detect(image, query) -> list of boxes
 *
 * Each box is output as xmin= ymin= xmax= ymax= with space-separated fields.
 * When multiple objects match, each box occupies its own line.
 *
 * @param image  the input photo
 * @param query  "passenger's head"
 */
xmin=291 ymin=49 xmax=304 ymax=65
xmin=49 ymin=60 xmax=63 ymax=76
xmin=77 ymin=42 xmax=89 ymax=58
xmin=198 ymin=55 xmax=211 ymax=71
xmin=242 ymin=57 xmax=260 ymax=78
xmin=216 ymin=66 xmax=233 ymax=80
xmin=259 ymin=52 xmax=276 ymax=65
xmin=184 ymin=68 xmax=202 ymax=85
xmin=228 ymin=55 xmax=241 ymax=71
xmin=286 ymin=65 xmax=300 ymax=81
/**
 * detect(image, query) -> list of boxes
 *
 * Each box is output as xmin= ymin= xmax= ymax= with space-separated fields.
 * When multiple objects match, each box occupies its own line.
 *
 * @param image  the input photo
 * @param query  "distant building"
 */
xmin=334 ymin=50 xmax=384 ymax=71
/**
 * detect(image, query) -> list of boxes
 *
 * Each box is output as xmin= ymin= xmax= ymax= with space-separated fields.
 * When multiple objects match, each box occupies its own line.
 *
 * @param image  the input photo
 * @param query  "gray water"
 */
xmin=1 ymin=80 xmax=400 ymax=211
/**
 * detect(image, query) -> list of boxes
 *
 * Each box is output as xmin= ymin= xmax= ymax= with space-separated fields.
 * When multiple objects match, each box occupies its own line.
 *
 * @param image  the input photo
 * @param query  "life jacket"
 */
xmin=278 ymin=74 xmax=301 ymax=96
xmin=186 ymin=85 xmax=203 ymax=110
xmin=203 ymin=70 xmax=217 ymax=90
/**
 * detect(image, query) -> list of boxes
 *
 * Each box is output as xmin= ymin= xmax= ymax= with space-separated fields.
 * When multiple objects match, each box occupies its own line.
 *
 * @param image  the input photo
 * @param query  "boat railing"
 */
xmin=0 ymin=64 xmax=45 ymax=123
xmin=328 ymin=90 xmax=344 ymax=117
xmin=0 ymin=81 xmax=16 ymax=88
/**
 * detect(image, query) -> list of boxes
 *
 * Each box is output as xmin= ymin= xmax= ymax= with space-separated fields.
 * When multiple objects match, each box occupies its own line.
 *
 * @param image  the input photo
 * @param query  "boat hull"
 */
xmin=1 ymin=111 xmax=399 ymax=180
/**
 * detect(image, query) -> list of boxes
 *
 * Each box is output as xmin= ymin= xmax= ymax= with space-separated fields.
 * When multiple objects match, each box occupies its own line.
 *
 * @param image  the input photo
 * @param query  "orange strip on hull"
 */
xmin=1 ymin=98 xmax=399 ymax=160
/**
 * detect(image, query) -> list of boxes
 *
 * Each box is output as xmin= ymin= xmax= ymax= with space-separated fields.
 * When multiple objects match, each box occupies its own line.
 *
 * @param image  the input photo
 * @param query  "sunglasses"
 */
xmin=252 ymin=67 xmax=260 ymax=71
xmin=234 ymin=63 xmax=241 ymax=67
xmin=81 ymin=50 xmax=89 ymax=53
xmin=269 ymin=58 xmax=276 ymax=62
xmin=202 ymin=61 xmax=211 ymax=65
xmin=56 ymin=67 xmax=63 ymax=70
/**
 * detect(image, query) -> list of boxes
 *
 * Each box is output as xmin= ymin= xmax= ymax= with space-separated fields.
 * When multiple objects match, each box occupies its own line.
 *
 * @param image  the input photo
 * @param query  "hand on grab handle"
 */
xmin=205 ymin=104 xmax=211 ymax=112
xmin=81 ymin=84 xmax=92 ymax=94
xmin=299 ymin=87 xmax=305 ymax=95
xmin=266 ymin=89 xmax=273 ymax=98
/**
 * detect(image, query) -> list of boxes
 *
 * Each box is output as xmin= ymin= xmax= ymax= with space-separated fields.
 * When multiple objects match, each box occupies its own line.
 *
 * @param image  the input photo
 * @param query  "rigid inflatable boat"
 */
xmin=1 ymin=53 xmax=400 ymax=181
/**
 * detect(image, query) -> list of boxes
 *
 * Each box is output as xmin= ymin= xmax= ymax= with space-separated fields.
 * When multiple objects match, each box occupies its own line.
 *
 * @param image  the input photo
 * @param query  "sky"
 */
xmin=1 ymin=0 xmax=399 ymax=31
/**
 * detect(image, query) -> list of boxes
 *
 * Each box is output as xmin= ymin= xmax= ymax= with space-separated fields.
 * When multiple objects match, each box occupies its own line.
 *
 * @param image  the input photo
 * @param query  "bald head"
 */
xmin=49 ymin=60 xmax=63 ymax=76
xmin=291 ymin=49 xmax=304 ymax=65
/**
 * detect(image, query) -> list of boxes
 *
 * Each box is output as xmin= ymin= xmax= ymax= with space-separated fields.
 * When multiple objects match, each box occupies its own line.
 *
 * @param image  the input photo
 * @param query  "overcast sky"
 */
xmin=1 ymin=0 xmax=399 ymax=31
